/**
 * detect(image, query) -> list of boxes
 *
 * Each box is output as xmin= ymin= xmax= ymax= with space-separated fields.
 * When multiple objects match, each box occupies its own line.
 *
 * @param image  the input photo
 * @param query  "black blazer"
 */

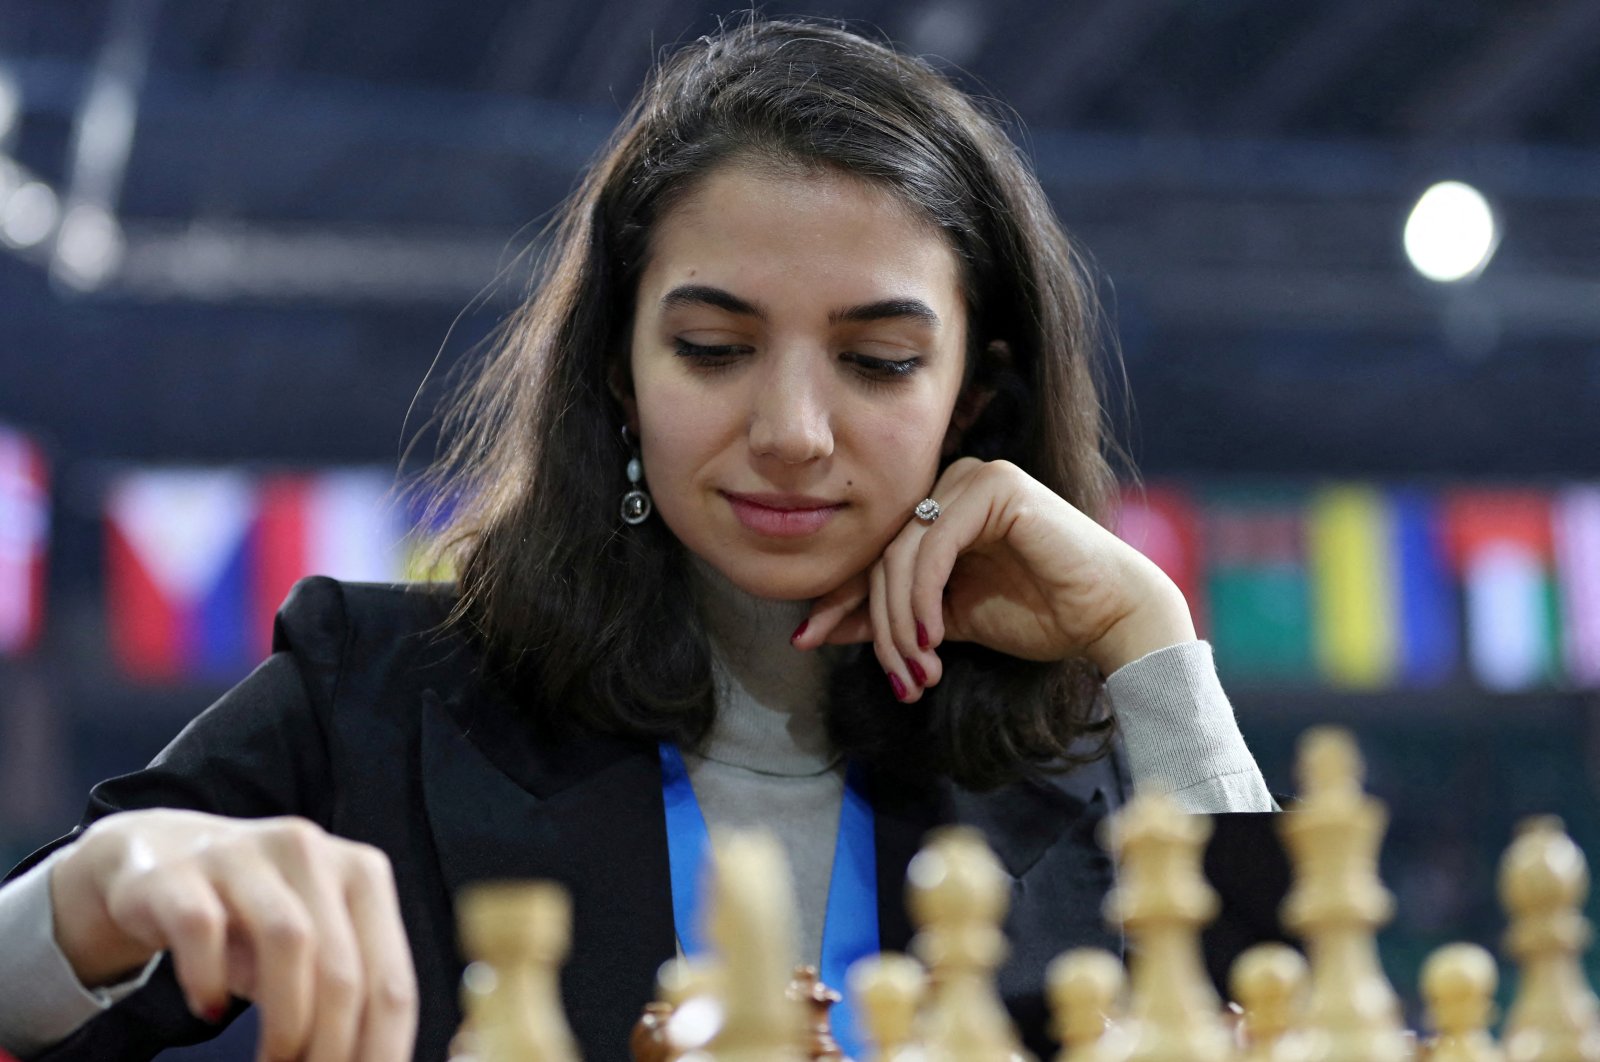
xmin=8 ymin=577 xmax=1289 ymax=1061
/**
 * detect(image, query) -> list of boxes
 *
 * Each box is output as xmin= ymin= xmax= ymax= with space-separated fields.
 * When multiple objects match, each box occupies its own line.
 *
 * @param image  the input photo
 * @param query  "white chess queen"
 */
xmin=0 ymin=17 xmax=1276 ymax=1062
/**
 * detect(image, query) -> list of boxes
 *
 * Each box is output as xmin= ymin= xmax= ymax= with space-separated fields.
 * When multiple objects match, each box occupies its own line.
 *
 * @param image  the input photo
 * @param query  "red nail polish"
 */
xmin=916 ymin=621 xmax=929 ymax=650
xmin=791 ymin=619 xmax=808 ymax=642
xmin=907 ymin=659 xmax=926 ymax=686
xmin=203 ymin=1004 xmax=227 ymax=1023
xmin=888 ymin=672 xmax=907 ymax=701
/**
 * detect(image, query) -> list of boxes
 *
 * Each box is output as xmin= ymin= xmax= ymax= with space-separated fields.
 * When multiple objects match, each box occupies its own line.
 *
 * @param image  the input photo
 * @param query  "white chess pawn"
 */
xmin=850 ymin=952 xmax=928 ymax=1062
xmin=1422 ymin=942 xmax=1503 ymax=1062
xmin=1047 ymin=948 xmax=1127 ymax=1062
xmin=1231 ymin=943 xmax=1309 ymax=1062
xmin=456 ymin=881 xmax=580 ymax=1062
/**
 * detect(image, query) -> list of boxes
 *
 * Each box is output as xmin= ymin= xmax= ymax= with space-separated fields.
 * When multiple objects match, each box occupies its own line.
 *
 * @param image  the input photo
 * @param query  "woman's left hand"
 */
xmin=793 ymin=457 xmax=1197 ymax=702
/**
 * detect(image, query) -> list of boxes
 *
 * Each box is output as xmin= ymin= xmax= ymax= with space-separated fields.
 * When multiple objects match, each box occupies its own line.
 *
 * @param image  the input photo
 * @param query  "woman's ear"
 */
xmin=941 ymin=340 xmax=1008 ymax=457
xmin=608 ymin=359 xmax=640 ymax=436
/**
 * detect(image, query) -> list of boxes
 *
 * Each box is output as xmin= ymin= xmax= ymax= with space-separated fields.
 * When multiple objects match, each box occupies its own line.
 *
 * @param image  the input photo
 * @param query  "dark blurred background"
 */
xmin=3 ymin=0 xmax=1600 ymax=1053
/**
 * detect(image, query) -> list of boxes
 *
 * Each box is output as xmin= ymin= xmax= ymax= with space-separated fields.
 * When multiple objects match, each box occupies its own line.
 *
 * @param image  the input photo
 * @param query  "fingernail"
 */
xmin=203 ymin=1004 xmax=227 ymax=1023
xmin=791 ymin=619 xmax=808 ymax=643
xmin=907 ymin=659 xmax=926 ymax=686
xmin=916 ymin=621 xmax=929 ymax=650
xmin=888 ymin=672 xmax=907 ymax=701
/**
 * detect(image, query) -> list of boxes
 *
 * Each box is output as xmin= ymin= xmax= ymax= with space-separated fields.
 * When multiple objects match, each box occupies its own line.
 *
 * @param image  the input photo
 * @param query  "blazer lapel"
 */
xmin=870 ymin=763 xmax=1117 ymax=948
xmin=420 ymin=685 xmax=675 ymax=1062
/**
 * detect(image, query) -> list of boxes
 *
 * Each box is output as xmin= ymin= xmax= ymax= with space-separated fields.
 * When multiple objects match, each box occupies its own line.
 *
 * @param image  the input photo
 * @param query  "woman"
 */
xmin=0 ymin=17 xmax=1277 ymax=1062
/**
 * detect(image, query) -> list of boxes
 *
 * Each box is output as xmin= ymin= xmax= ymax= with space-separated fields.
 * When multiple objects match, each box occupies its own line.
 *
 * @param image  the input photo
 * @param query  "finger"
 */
xmin=912 ymin=469 xmax=993 ymax=650
xmin=911 ymin=458 xmax=989 ymax=650
xmin=112 ymin=869 xmax=230 ymax=1020
xmin=879 ymin=533 xmax=943 ymax=689
xmin=869 ymin=560 xmax=915 ymax=702
xmin=270 ymin=830 xmax=367 ymax=1062
xmin=796 ymin=570 xmax=869 ymax=648
xmin=817 ymin=602 xmax=873 ymax=645
xmin=210 ymin=855 xmax=318 ymax=1062
xmin=343 ymin=845 xmax=419 ymax=1062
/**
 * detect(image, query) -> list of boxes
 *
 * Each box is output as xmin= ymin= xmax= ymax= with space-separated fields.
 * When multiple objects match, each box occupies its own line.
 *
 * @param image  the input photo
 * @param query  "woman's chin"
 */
xmin=704 ymin=557 xmax=859 ymax=603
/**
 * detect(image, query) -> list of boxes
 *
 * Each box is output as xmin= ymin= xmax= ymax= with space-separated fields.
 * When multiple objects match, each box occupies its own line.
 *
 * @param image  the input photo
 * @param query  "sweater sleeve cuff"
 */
xmin=0 ymin=848 xmax=162 ymax=1059
xmin=1103 ymin=640 xmax=1270 ymax=807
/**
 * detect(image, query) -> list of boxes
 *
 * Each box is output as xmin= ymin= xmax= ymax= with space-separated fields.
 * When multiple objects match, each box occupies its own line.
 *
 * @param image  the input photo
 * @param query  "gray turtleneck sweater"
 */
xmin=0 ymin=567 xmax=1274 ymax=1055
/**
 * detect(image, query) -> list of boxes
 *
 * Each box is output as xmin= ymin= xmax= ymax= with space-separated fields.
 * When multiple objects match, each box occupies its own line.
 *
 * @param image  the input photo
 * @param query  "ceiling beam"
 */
xmin=1221 ymin=0 xmax=1422 ymax=135
xmin=1011 ymin=0 xmax=1182 ymax=122
xmin=1403 ymin=0 xmax=1600 ymax=138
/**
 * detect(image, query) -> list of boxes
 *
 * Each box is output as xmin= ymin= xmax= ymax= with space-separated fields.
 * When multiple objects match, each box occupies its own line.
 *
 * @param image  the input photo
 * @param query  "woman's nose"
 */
xmin=747 ymin=357 xmax=834 ymax=464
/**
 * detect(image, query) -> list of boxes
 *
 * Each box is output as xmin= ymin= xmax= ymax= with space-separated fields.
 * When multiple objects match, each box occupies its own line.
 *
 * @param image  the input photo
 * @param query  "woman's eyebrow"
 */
xmin=659 ymin=284 xmax=940 ymax=328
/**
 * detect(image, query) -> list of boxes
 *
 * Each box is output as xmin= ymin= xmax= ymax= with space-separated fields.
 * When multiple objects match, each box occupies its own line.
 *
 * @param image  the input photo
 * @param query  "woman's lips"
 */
xmin=723 ymin=492 xmax=844 ymax=537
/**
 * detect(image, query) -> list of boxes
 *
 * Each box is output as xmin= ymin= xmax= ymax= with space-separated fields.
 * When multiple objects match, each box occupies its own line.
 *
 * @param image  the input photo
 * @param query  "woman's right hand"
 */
xmin=48 ymin=809 xmax=418 ymax=1062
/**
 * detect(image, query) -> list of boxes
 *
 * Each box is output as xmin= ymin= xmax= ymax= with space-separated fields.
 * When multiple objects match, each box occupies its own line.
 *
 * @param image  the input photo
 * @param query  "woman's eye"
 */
xmin=673 ymin=340 xmax=748 ymax=366
xmin=844 ymin=352 xmax=921 ymax=380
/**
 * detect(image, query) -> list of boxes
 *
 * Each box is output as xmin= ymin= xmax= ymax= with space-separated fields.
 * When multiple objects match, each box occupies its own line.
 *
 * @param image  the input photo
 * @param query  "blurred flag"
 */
xmin=0 ymin=426 xmax=49 ymax=657
xmin=1306 ymin=485 xmax=1458 ymax=689
xmin=106 ymin=469 xmax=256 ymax=682
xmin=1553 ymin=485 xmax=1600 ymax=687
xmin=1443 ymin=490 xmax=1560 ymax=691
xmin=1114 ymin=483 xmax=1205 ymax=637
xmin=108 ymin=466 xmax=418 ymax=682
xmin=1307 ymin=485 xmax=1397 ymax=688
xmin=1205 ymin=490 xmax=1314 ymax=681
xmin=1389 ymin=489 xmax=1459 ymax=686
xmin=252 ymin=470 xmax=408 ymax=649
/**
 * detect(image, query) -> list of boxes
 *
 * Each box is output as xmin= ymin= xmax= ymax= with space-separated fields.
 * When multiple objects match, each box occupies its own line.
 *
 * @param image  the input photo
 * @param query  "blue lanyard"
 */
xmin=659 ymin=742 xmax=877 ymax=1059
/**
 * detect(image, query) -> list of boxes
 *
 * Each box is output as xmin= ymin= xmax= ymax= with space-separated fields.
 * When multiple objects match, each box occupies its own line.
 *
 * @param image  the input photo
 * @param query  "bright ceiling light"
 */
xmin=0 ymin=72 xmax=18 ymax=143
xmin=55 ymin=202 xmax=125 ymax=289
xmin=1403 ymin=180 xmax=1499 ymax=283
xmin=0 ymin=180 xmax=59 ymax=249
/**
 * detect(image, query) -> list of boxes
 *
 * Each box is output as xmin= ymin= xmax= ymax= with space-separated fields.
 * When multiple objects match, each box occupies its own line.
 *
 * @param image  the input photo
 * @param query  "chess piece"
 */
xmin=790 ymin=965 xmax=851 ymax=1061
xmin=1499 ymin=816 xmax=1600 ymax=1062
xmin=455 ymin=881 xmax=580 ymax=1062
xmin=849 ymin=952 xmax=927 ymax=1062
xmin=1103 ymin=791 xmax=1232 ymax=1062
xmin=704 ymin=830 xmax=808 ymax=1062
xmin=908 ymin=826 xmax=1029 ymax=1062
xmin=1422 ymin=943 xmax=1503 ymax=1062
xmin=1231 ymin=943 xmax=1309 ymax=1062
xmin=1046 ymin=948 xmax=1127 ymax=1062
xmin=657 ymin=955 xmax=725 ymax=1058
xmin=633 ymin=1002 xmax=676 ymax=1062
xmin=1278 ymin=727 xmax=1409 ymax=1062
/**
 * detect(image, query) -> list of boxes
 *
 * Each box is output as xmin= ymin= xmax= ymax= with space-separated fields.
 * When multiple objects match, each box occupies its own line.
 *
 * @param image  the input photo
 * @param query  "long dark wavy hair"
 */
xmin=423 ymin=16 xmax=1132 ymax=790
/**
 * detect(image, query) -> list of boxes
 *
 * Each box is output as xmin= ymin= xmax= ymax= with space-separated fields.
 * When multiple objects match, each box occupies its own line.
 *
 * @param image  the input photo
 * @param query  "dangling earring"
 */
xmin=620 ymin=426 xmax=652 ymax=525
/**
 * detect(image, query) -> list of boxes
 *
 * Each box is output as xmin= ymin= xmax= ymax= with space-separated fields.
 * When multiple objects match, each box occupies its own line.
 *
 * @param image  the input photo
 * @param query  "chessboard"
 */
xmin=445 ymin=726 xmax=1600 ymax=1062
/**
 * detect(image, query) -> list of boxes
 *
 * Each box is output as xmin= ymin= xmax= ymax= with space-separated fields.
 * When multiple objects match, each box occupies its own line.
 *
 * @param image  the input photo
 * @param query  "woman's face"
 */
xmin=625 ymin=161 xmax=973 ymax=600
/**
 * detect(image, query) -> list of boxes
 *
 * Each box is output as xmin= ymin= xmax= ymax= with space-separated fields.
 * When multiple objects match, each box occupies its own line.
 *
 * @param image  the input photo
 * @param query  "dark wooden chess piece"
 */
xmin=630 ymin=1001 xmax=675 ymax=1062
xmin=788 ymin=965 xmax=852 ymax=1062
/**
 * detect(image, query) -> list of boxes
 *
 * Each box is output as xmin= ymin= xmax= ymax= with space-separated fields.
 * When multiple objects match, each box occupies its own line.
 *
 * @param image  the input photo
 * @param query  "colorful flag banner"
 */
xmin=1304 ymin=485 xmax=1460 ymax=689
xmin=1388 ymin=489 xmax=1459 ymax=686
xmin=251 ymin=470 xmax=410 ymax=650
xmin=1114 ymin=484 xmax=1206 ymax=637
xmin=1307 ymin=485 xmax=1398 ymax=689
xmin=1443 ymin=490 xmax=1560 ymax=691
xmin=1553 ymin=485 xmax=1600 ymax=687
xmin=107 ymin=467 xmax=418 ymax=683
xmin=106 ymin=469 xmax=257 ymax=682
xmin=1204 ymin=490 xmax=1314 ymax=681
xmin=0 ymin=427 xmax=49 ymax=657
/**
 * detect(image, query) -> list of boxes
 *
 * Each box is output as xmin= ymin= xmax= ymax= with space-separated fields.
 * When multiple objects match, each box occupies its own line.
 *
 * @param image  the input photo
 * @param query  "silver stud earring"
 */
xmin=620 ymin=426 xmax=652 ymax=525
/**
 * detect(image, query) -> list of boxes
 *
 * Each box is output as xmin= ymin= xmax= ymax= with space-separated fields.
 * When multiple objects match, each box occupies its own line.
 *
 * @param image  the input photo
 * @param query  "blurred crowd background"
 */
xmin=3 ymin=0 xmax=1600 ymax=1053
